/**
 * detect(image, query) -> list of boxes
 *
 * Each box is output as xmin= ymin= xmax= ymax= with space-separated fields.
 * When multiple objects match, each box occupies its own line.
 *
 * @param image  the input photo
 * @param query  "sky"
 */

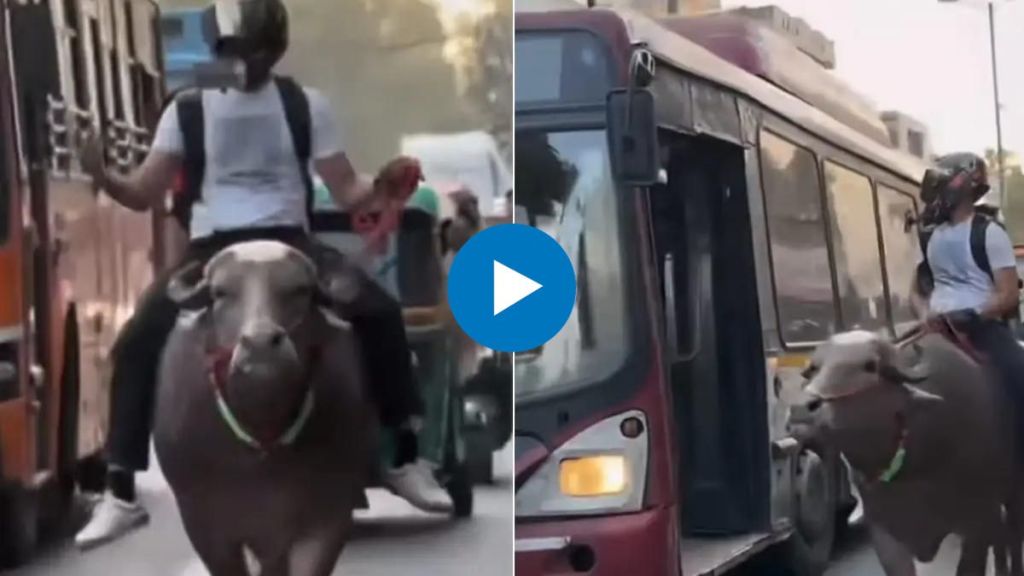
xmin=721 ymin=0 xmax=1024 ymax=158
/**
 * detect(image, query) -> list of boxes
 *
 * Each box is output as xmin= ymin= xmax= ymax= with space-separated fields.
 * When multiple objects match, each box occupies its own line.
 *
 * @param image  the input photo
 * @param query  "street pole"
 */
xmin=988 ymin=2 xmax=1007 ymax=211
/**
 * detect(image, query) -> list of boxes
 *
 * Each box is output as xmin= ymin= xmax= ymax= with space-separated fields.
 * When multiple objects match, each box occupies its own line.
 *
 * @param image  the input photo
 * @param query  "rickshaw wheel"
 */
xmin=446 ymin=463 xmax=473 ymax=518
xmin=443 ymin=394 xmax=474 ymax=518
xmin=466 ymin=430 xmax=494 ymax=485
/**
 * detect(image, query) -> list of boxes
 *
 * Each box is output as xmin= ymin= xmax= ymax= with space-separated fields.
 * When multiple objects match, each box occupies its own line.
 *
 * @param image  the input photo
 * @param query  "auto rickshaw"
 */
xmin=311 ymin=182 xmax=474 ymax=517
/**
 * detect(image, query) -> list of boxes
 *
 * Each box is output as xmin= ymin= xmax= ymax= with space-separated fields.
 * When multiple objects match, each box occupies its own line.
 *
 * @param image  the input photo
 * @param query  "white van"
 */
xmin=400 ymin=131 xmax=512 ymax=218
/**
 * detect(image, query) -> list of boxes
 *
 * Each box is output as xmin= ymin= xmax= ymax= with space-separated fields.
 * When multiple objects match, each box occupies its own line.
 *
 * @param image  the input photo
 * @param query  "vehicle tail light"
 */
xmin=516 ymin=410 xmax=648 ymax=517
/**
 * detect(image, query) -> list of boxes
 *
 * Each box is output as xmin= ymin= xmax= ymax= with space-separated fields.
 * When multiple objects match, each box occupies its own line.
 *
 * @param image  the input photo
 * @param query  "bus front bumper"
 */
xmin=515 ymin=506 xmax=677 ymax=576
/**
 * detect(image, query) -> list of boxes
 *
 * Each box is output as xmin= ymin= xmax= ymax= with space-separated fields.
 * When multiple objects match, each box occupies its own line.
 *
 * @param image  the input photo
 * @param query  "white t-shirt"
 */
xmin=927 ymin=217 xmax=1017 ymax=314
xmin=152 ymin=82 xmax=343 ymax=239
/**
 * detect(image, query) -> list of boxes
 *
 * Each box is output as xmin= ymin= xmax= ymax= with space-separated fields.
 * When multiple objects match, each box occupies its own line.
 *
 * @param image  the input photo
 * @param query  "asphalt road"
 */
xmin=731 ymin=522 xmax=998 ymax=576
xmin=824 ymin=525 xmax=996 ymax=576
xmin=10 ymin=445 xmax=514 ymax=576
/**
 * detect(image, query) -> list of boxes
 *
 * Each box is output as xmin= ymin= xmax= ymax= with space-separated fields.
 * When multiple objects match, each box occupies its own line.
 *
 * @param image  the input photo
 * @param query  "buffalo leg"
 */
xmin=956 ymin=536 xmax=988 ymax=576
xmin=870 ymin=524 xmax=917 ymax=576
xmin=1007 ymin=489 xmax=1024 ymax=576
xmin=995 ymin=535 xmax=1010 ymax=576
xmin=178 ymin=506 xmax=249 ymax=576
xmin=287 ymin=524 xmax=352 ymax=576
xmin=189 ymin=539 xmax=249 ymax=576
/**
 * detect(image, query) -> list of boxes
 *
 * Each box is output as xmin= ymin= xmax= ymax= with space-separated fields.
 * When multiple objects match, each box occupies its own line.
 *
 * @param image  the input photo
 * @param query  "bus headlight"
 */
xmin=516 ymin=411 xmax=648 ymax=517
xmin=559 ymin=455 xmax=627 ymax=497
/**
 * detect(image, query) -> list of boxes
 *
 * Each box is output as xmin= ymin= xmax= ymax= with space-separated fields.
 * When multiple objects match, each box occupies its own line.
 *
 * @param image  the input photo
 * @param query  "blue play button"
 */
xmin=447 ymin=224 xmax=576 ymax=353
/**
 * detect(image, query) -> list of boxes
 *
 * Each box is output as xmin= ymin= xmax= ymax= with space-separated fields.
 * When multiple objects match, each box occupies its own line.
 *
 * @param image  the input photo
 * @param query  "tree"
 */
xmin=984 ymin=148 xmax=1024 ymax=245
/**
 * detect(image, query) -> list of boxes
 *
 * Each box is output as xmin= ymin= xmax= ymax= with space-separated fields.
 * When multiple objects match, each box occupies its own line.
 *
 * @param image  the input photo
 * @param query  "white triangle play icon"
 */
xmin=494 ymin=260 xmax=542 ymax=316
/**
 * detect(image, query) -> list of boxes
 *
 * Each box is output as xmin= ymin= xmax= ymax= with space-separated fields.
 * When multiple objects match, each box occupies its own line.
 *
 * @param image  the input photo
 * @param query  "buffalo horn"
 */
xmin=166 ymin=261 xmax=212 ymax=310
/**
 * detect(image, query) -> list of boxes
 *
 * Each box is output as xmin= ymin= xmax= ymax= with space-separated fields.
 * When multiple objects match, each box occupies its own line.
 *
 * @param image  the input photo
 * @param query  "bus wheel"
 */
xmin=0 ymin=483 xmax=39 ymax=568
xmin=783 ymin=449 xmax=837 ymax=576
xmin=466 ymin=430 xmax=495 ymax=485
xmin=446 ymin=462 xmax=474 ymax=519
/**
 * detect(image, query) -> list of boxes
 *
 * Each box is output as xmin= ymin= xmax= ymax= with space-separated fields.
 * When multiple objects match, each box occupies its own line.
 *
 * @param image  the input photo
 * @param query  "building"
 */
xmin=880 ymin=111 xmax=933 ymax=160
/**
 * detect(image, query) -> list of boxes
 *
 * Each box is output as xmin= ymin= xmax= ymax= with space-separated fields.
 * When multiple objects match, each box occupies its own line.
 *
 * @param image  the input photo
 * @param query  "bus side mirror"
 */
xmin=606 ymin=88 xmax=659 ymax=187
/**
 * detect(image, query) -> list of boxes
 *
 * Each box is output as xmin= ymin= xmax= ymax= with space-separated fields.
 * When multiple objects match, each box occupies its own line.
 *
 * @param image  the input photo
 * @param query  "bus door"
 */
xmin=651 ymin=134 xmax=769 ymax=536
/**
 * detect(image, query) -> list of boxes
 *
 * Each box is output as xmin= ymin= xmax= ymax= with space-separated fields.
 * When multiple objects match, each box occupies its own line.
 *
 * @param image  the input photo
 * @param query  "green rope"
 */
xmin=878 ymin=446 xmax=906 ymax=484
xmin=214 ymin=388 xmax=316 ymax=452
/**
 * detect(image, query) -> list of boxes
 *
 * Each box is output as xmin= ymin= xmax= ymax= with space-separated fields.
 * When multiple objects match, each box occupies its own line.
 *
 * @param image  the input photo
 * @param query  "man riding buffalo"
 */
xmin=75 ymin=0 xmax=452 ymax=550
xmin=911 ymin=152 xmax=1024 ymax=447
xmin=787 ymin=152 xmax=1024 ymax=576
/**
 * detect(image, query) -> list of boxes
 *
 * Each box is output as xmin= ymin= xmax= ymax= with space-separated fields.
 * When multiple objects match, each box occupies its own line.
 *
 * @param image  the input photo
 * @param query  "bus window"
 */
xmin=876 ymin=185 xmax=920 ymax=333
xmin=759 ymin=130 xmax=836 ymax=344
xmin=514 ymin=130 xmax=628 ymax=399
xmin=823 ymin=161 xmax=887 ymax=331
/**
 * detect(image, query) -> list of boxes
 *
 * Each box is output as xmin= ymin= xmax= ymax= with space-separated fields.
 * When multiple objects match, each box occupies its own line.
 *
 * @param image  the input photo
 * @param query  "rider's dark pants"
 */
xmin=954 ymin=315 xmax=1024 ymax=457
xmin=106 ymin=226 xmax=424 ymax=472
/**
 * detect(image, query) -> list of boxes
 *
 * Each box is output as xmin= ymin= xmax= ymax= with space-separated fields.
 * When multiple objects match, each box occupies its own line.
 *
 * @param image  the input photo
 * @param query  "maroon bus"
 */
xmin=514 ymin=6 xmax=929 ymax=575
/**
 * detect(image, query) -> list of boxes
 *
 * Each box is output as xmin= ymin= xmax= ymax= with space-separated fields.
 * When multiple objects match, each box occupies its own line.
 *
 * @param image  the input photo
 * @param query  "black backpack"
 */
xmin=170 ymin=76 xmax=314 ymax=229
xmin=917 ymin=213 xmax=1021 ymax=322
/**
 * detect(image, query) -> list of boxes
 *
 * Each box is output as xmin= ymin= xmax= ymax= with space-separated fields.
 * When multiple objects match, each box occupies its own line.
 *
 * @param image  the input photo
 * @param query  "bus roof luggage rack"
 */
xmin=660 ymin=12 xmax=892 ymax=147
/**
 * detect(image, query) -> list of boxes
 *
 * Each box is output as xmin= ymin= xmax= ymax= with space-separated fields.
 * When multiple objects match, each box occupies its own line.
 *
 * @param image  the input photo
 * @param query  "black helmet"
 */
xmin=920 ymin=152 xmax=990 ymax=226
xmin=203 ymin=0 xmax=288 ymax=90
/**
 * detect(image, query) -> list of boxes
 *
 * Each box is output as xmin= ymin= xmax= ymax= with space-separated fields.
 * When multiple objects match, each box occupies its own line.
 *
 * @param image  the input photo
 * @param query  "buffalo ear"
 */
xmin=874 ymin=340 xmax=928 ymax=384
xmin=317 ymin=306 xmax=352 ymax=332
xmin=879 ymin=363 xmax=928 ymax=384
xmin=166 ymin=261 xmax=212 ymax=310
xmin=315 ymin=268 xmax=360 ymax=308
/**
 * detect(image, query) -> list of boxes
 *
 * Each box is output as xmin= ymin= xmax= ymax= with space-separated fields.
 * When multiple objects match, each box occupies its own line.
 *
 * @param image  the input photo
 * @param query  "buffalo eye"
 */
xmin=282 ymin=284 xmax=314 ymax=304
xmin=863 ymin=360 xmax=878 ymax=373
xmin=211 ymin=284 xmax=233 ymax=300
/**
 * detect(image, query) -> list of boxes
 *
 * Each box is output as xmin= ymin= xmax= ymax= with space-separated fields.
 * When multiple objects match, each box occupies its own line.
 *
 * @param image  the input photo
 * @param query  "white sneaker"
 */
xmin=74 ymin=493 xmax=150 ymax=550
xmin=79 ymin=490 xmax=103 ymax=510
xmin=386 ymin=460 xmax=454 ymax=513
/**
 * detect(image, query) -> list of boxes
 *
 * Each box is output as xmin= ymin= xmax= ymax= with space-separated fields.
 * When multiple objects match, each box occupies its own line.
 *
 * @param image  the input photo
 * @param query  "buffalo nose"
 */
xmin=240 ymin=324 xmax=287 ymax=351
xmin=790 ymin=396 xmax=823 ymax=420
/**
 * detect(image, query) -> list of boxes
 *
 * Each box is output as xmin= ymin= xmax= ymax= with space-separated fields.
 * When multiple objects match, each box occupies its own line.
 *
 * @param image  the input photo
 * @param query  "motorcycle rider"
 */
xmin=75 ymin=0 xmax=452 ymax=550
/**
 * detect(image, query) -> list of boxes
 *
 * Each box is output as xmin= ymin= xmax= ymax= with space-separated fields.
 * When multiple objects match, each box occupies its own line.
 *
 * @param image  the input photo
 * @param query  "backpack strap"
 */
xmin=916 ymin=227 xmax=935 ymax=295
xmin=176 ymin=88 xmax=205 ymax=229
xmin=273 ymin=76 xmax=314 ymax=218
xmin=970 ymin=213 xmax=995 ymax=280
xmin=969 ymin=213 xmax=1023 ymax=323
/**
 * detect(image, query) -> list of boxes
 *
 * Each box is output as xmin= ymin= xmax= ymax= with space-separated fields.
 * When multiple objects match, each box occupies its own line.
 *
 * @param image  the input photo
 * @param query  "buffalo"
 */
xmin=154 ymin=240 xmax=374 ymax=576
xmin=787 ymin=330 xmax=1023 ymax=576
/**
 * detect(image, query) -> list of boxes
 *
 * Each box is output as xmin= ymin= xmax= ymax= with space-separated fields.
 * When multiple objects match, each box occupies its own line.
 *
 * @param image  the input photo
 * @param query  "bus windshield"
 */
xmin=514 ymin=130 xmax=629 ymax=399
